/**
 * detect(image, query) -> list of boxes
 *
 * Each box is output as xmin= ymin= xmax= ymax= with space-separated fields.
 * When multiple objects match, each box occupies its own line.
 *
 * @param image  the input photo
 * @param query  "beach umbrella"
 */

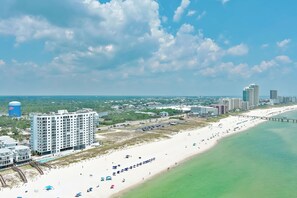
xmin=45 ymin=185 xmax=54 ymax=191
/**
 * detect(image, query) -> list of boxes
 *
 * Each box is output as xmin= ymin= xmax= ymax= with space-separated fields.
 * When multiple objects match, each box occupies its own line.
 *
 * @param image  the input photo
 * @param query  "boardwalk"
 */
xmin=237 ymin=115 xmax=297 ymax=123
xmin=29 ymin=161 xmax=44 ymax=175
xmin=12 ymin=166 xmax=27 ymax=183
xmin=0 ymin=174 xmax=7 ymax=187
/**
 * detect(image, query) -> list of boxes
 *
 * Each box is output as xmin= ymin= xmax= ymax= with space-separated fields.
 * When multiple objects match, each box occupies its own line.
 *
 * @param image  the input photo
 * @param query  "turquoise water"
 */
xmin=122 ymin=111 xmax=297 ymax=198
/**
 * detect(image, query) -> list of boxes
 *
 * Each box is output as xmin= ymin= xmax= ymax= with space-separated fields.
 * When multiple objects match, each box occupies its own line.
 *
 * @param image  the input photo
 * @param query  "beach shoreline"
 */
xmin=113 ymin=106 xmax=296 ymax=197
xmin=1 ymin=105 xmax=297 ymax=198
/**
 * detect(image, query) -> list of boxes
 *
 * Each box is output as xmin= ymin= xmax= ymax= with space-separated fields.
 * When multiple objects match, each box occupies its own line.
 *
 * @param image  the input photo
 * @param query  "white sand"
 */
xmin=1 ymin=105 xmax=297 ymax=198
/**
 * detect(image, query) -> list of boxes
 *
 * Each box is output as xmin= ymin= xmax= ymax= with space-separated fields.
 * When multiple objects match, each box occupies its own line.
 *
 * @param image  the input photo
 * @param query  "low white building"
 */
xmin=0 ymin=148 xmax=14 ymax=168
xmin=191 ymin=106 xmax=218 ymax=116
xmin=160 ymin=111 xmax=169 ymax=117
xmin=13 ymin=145 xmax=31 ymax=164
xmin=0 ymin=136 xmax=32 ymax=168
xmin=135 ymin=111 xmax=157 ymax=116
xmin=0 ymin=136 xmax=18 ymax=149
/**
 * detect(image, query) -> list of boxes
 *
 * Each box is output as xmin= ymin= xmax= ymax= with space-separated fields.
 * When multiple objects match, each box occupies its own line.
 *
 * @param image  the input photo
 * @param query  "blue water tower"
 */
xmin=8 ymin=101 xmax=22 ymax=117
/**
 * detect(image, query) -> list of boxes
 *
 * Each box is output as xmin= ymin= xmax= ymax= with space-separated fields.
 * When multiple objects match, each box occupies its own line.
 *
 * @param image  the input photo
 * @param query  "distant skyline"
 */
xmin=0 ymin=0 xmax=296 ymax=96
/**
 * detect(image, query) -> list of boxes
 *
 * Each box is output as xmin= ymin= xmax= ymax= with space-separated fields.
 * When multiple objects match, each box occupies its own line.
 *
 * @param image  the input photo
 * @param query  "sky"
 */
xmin=0 ymin=0 xmax=296 ymax=96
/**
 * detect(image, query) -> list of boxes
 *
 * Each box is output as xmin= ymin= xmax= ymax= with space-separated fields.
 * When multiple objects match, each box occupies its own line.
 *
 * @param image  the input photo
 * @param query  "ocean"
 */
xmin=122 ymin=110 xmax=297 ymax=198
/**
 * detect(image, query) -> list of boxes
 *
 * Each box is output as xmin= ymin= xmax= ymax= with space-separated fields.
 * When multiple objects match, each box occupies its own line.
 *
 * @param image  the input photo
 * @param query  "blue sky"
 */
xmin=0 ymin=0 xmax=296 ymax=96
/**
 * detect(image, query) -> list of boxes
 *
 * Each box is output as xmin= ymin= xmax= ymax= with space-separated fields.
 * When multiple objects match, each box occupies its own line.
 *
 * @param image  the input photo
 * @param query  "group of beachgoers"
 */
xmin=111 ymin=157 xmax=156 ymax=178
xmin=73 ymin=156 xmax=157 ymax=197
xmin=112 ymin=155 xmax=156 ymax=182
xmin=185 ymin=117 xmax=260 ymax=152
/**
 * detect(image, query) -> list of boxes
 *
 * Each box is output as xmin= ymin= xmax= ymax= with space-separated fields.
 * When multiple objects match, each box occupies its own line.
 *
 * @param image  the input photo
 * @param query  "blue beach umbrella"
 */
xmin=45 ymin=185 xmax=54 ymax=191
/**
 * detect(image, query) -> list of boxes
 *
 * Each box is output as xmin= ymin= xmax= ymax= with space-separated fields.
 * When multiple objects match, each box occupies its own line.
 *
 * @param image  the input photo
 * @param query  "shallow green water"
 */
xmin=122 ymin=111 xmax=297 ymax=198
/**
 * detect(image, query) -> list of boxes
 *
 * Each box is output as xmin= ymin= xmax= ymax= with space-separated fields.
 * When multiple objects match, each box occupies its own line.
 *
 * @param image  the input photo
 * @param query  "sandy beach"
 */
xmin=1 ymin=105 xmax=297 ymax=198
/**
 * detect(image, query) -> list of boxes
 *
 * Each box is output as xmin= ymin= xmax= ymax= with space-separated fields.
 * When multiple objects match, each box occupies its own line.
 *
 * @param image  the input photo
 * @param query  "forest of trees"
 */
xmin=0 ymin=96 xmax=185 ymax=128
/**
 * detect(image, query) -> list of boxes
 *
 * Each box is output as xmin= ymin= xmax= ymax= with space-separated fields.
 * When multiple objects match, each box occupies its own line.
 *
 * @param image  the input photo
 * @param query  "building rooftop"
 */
xmin=0 ymin=136 xmax=17 ymax=146
xmin=8 ymin=101 xmax=21 ymax=106
xmin=30 ymin=108 xmax=96 ymax=116
xmin=0 ymin=148 xmax=13 ymax=156
xmin=14 ymin=145 xmax=30 ymax=151
xmin=0 ymin=136 xmax=12 ymax=141
xmin=191 ymin=106 xmax=217 ymax=109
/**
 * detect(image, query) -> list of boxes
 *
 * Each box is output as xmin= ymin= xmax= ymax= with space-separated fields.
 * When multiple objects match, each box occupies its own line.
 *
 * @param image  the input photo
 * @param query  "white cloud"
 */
xmin=275 ymin=55 xmax=292 ymax=64
xmin=0 ymin=0 xmax=233 ymax=79
xmin=173 ymin=0 xmax=191 ymax=22
xmin=226 ymin=43 xmax=249 ymax=56
xmin=277 ymin=39 xmax=291 ymax=48
xmin=0 ymin=15 xmax=73 ymax=44
xmin=178 ymin=23 xmax=195 ymax=34
xmin=0 ymin=59 xmax=5 ymax=65
xmin=218 ymin=34 xmax=229 ymax=45
xmin=252 ymin=60 xmax=276 ymax=73
xmin=161 ymin=16 xmax=168 ymax=23
xmin=148 ymin=24 xmax=223 ymax=72
xmin=1 ymin=0 xmax=281 ymax=83
xmin=0 ymin=60 xmax=43 ymax=79
xmin=250 ymin=55 xmax=292 ymax=75
xmin=200 ymin=54 xmax=291 ymax=78
xmin=261 ymin=43 xmax=269 ymax=48
xmin=221 ymin=0 xmax=230 ymax=5
xmin=224 ymin=40 xmax=230 ymax=45
xmin=200 ymin=62 xmax=250 ymax=78
xmin=197 ymin=11 xmax=206 ymax=20
xmin=187 ymin=10 xmax=196 ymax=16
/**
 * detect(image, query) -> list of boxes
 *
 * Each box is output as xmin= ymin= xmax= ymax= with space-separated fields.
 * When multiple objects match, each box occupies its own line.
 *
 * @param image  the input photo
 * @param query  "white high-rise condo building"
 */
xmin=232 ymin=98 xmax=242 ymax=109
xmin=249 ymin=84 xmax=259 ymax=106
xmin=30 ymin=109 xmax=98 ymax=155
xmin=243 ymin=84 xmax=259 ymax=108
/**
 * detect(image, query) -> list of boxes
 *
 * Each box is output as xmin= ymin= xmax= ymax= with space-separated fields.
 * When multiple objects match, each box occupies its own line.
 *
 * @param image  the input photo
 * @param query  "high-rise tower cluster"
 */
xmin=243 ymin=84 xmax=259 ymax=109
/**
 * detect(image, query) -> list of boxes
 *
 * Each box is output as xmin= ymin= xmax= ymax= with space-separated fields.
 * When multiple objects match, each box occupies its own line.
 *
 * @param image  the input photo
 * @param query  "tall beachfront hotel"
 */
xmin=243 ymin=84 xmax=259 ymax=109
xmin=30 ymin=109 xmax=98 ymax=155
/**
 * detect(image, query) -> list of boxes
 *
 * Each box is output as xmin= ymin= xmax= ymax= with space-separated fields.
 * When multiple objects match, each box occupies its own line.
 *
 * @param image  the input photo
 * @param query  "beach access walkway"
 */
xmin=0 ymin=174 xmax=7 ymax=187
xmin=29 ymin=161 xmax=44 ymax=175
xmin=12 ymin=166 xmax=27 ymax=183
